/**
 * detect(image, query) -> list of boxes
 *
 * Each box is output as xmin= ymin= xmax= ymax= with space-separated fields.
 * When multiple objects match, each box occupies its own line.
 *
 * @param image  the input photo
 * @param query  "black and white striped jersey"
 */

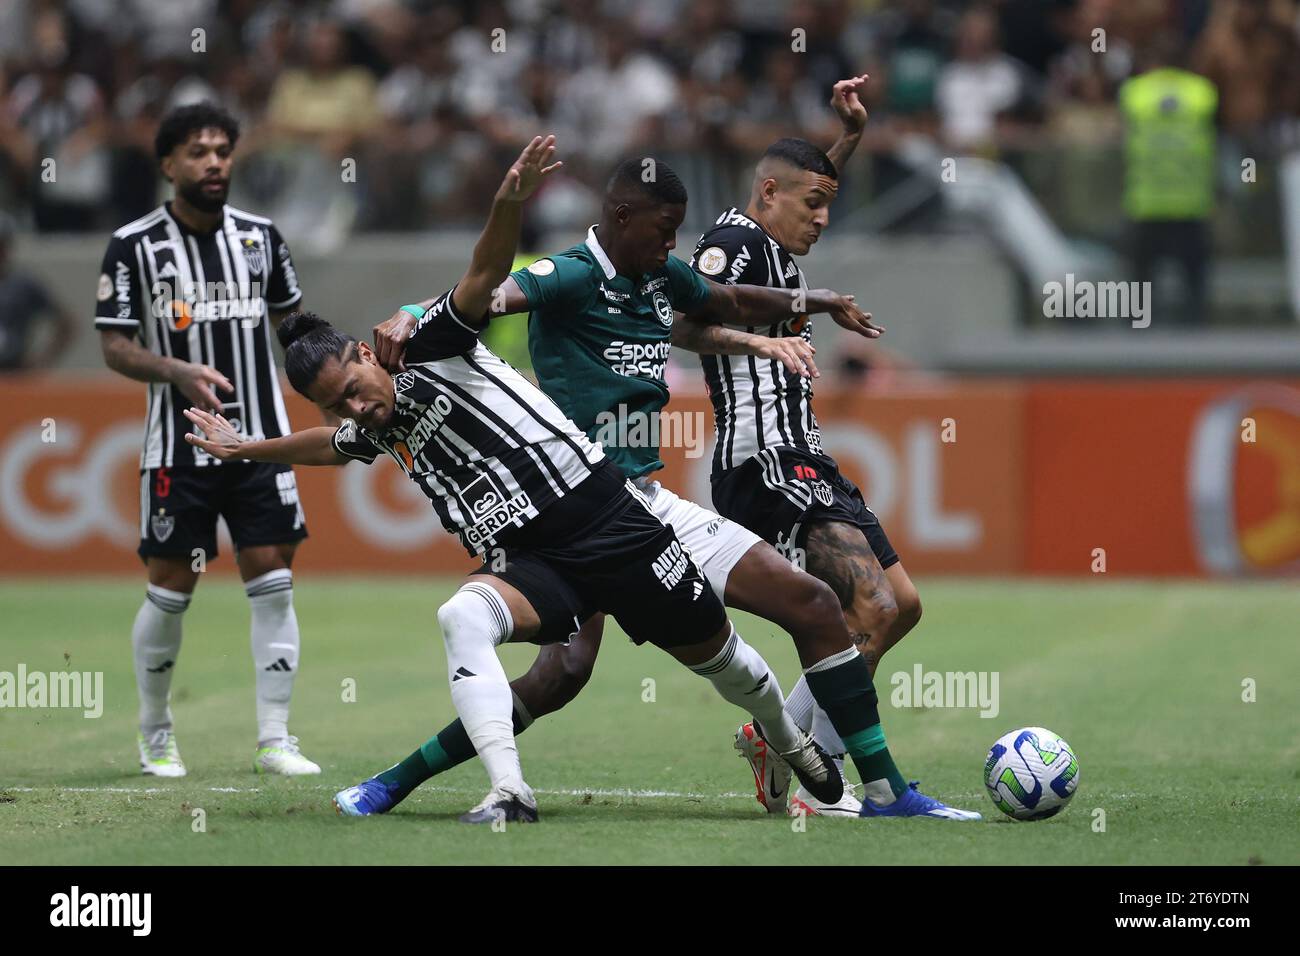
xmin=689 ymin=207 xmax=823 ymax=478
xmin=94 ymin=202 xmax=303 ymax=469
xmin=331 ymin=288 xmax=608 ymax=557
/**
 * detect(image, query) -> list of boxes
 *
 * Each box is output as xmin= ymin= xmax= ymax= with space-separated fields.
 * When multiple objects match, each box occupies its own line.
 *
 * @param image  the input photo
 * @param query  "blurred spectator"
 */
xmin=1119 ymin=35 xmax=1217 ymax=325
xmin=1192 ymin=0 xmax=1300 ymax=138
xmin=0 ymin=214 xmax=77 ymax=370
xmin=3 ymin=6 xmax=110 ymax=231
xmin=552 ymin=24 xmax=678 ymax=166
xmin=935 ymin=6 xmax=1023 ymax=152
xmin=729 ymin=48 xmax=837 ymax=156
xmin=265 ymin=18 xmax=379 ymax=157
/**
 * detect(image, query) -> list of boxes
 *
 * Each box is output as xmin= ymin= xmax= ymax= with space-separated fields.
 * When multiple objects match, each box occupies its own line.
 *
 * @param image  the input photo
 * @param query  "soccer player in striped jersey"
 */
xmin=687 ymin=77 xmax=937 ymax=814
xmin=347 ymin=151 xmax=979 ymax=821
xmin=186 ymin=136 xmax=845 ymax=824
xmin=96 ymin=102 xmax=318 ymax=778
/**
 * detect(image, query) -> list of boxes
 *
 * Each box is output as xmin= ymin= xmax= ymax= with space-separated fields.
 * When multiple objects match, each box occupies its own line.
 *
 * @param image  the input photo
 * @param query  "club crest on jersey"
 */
xmin=697 ymin=247 xmax=727 ymax=276
xmin=812 ymin=480 xmax=834 ymax=508
xmin=652 ymin=290 xmax=673 ymax=328
xmin=241 ymin=238 xmax=265 ymax=275
xmin=393 ymin=370 xmax=416 ymax=393
xmin=151 ymin=509 xmax=175 ymax=542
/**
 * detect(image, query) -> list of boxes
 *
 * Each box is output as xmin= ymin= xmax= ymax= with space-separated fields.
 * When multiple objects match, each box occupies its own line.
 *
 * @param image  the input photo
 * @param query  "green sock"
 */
xmin=376 ymin=701 xmax=534 ymax=802
xmin=804 ymin=649 xmax=908 ymax=799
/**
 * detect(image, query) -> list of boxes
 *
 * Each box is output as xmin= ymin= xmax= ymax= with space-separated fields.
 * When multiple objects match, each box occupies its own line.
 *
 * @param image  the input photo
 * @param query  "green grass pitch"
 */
xmin=1 ymin=577 xmax=1296 ymax=865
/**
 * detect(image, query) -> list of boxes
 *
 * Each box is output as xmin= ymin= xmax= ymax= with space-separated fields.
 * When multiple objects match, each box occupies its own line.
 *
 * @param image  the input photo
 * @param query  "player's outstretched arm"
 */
xmin=671 ymin=317 xmax=820 ymax=379
xmin=693 ymin=282 xmax=884 ymax=339
xmin=183 ymin=408 xmax=346 ymax=465
xmin=371 ymin=136 xmax=560 ymax=371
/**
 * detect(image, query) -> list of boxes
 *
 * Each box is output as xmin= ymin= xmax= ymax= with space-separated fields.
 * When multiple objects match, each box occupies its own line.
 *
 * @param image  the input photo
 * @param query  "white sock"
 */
xmin=784 ymin=674 xmax=816 ymax=733
xmin=132 ymin=584 xmax=190 ymax=734
xmin=689 ymin=624 xmax=802 ymax=752
xmin=811 ymin=702 xmax=847 ymax=757
xmin=439 ymin=582 xmax=524 ymax=795
xmin=246 ymin=569 xmax=299 ymax=747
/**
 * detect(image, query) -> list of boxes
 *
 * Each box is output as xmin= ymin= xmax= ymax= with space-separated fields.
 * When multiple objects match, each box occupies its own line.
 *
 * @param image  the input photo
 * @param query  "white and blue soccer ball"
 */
xmin=983 ymin=727 xmax=1079 ymax=821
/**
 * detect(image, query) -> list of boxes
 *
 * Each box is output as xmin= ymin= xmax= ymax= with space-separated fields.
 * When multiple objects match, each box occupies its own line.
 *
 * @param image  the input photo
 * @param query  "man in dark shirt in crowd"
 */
xmin=0 ymin=214 xmax=76 ymax=370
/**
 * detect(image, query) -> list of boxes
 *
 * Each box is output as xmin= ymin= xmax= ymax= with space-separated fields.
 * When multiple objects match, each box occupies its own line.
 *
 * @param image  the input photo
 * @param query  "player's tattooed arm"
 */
xmin=183 ymin=408 xmax=347 ymax=465
xmin=101 ymin=329 xmax=233 ymax=412
xmin=671 ymin=316 xmax=819 ymax=378
xmin=826 ymin=74 xmax=870 ymax=175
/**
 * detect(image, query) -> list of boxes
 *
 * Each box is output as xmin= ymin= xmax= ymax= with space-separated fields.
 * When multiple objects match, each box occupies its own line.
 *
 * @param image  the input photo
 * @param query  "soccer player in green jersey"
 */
xmin=338 ymin=151 xmax=980 ymax=822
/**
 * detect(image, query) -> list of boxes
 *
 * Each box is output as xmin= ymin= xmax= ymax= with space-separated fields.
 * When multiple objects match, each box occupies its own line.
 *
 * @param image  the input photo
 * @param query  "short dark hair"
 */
xmin=762 ymin=138 xmax=837 ymax=179
xmin=605 ymin=158 xmax=688 ymax=206
xmin=277 ymin=311 xmax=356 ymax=395
xmin=154 ymin=102 xmax=241 ymax=160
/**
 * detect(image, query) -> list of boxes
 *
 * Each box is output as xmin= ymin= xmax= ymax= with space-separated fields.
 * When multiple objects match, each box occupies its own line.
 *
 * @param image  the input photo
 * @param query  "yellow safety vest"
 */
xmin=1118 ymin=68 xmax=1218 ymax=220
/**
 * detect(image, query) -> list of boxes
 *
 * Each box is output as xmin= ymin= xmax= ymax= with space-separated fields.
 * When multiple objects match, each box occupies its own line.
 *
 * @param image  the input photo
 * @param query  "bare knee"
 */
xmin=523 ymin=648 xmax=593 ymax=718
xmin=787 ymin=575 xmax=845 ymax=637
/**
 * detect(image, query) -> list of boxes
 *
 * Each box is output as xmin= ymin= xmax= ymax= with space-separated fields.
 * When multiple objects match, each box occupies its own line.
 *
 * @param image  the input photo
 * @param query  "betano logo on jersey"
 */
xmin=603 ymin=340 xmax=672 ymax=379
xmin=150 ymin=280 xmax=266 ymax=331
xmin=391 ymin=393 xmax=456 ymax=470
xmin=1190 ymin=386 xmax=1300 ymax=574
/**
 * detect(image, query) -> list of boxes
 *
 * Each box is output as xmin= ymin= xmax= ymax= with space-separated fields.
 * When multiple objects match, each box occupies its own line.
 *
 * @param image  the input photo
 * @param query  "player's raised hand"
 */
xmin=183 ymin=407 xmax=247 ymax=460
xmin=497 ymin=134 xmax=562 ymax=203
xmin=373 ymin=309 xmax=415 ymax=372
xmin=829 ymin=294 xmax=884 ymax=339
xmin=171 ymin=361 xmax=234 ymax=412
xmin=830 ymin=74 xmax=870 ymax=134
xmin=759 ymin=336 xmax=820 ymax=379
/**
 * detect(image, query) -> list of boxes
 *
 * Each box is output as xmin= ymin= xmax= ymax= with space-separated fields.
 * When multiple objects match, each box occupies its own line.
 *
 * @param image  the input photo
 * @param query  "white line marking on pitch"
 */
xmin=7 ymin=785 xmax=753 ymax=800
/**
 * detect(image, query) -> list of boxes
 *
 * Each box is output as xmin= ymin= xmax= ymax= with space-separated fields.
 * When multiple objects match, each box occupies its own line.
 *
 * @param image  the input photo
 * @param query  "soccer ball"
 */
xmin=983 ymin=727 xmax=1079 ymax=820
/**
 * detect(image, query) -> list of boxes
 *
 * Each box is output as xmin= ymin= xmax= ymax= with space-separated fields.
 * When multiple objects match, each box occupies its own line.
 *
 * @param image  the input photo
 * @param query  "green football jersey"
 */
xmin=510 ymin=226 xmax=712 ymax=479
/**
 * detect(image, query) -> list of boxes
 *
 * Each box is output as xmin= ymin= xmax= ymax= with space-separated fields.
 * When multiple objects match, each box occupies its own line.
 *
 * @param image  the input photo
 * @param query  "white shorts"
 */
xmin=632 ymin=477 xmax=762 ymax=601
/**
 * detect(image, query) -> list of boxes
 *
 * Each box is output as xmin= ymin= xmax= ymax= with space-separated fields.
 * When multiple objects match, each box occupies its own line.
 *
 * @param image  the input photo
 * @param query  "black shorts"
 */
xmin=138 ymin=462 xmax=308 ymax=562
xmin=474 ymin=481 xmax=727 ymax=648
xmin=711 ymin=447 xmax=899 ymax=570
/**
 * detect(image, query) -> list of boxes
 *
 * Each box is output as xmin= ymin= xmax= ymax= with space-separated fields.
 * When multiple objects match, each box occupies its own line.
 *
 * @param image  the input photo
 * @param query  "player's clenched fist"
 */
xmin=372 ymin=309 xmax=415 ymax=373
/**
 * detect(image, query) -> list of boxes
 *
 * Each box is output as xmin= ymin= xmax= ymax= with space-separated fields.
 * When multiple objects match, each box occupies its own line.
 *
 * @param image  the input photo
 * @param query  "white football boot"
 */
xmin=734 ymin=722 xmax=793 ymax=813
xmin=789 ymin=781 xmax=863 ymax=817
xmin=138 ymin=729 xmax=187 ymax=778
xmin=459 ymin=784 xmax=539 ymax=824
xmin=253 ymin=736 xmax=321 ymax=775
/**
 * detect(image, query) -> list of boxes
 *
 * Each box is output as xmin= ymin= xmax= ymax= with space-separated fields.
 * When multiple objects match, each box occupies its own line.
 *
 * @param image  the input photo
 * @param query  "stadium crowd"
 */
xmin=2 ymin=0 xmax=1297 ymax=235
